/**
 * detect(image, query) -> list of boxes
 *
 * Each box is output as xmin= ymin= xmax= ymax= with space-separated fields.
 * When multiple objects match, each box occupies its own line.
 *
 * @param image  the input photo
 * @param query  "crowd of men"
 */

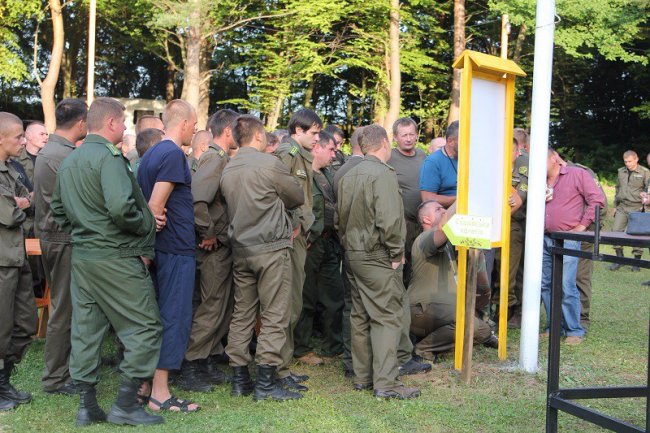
xmin=0 ymin=97 xmax=648 ymax=426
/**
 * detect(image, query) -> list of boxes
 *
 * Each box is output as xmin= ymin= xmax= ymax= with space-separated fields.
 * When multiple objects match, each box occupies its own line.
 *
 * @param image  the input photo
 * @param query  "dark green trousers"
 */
xmin=346 ymin=257 xmax=403 ymax=390
xmin=294 ymin=236 xmax=344 ymax=357
xmin=0 ymin=261 xmax=36 ymax=368
xmin=341 ymin=259 xmax=353 ymax=372
xmin=227 ymin=248 xmax=292 ymax=367
xmin=278 ymin=233 xmax=307 ymax=378
xmin=70 ymin=256 xmax=162 ymax=384
xmin=40 ymin=240 xmax=73 ymax=391
xmin=185 ymin=244 xmax=233 ymax=361
xmin=508 ymin=220 xmax=525 ymax=310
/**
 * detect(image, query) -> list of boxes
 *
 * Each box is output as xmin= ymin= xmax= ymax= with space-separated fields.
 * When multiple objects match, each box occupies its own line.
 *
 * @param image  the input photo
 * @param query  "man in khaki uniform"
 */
xmin=337 ymin=124 xmax=420 ymax=400
xmin=0 ymin=112 xmax=37 ymax=412
xmin=187 ymin=130 xmax=211 ymax=173
xmin=52 ymin=98 xmax=163 ymax=426
xmin=294 ymin=131 xmax=343 ymax=365
xmin=178 ymin=110 xmax=239 ymax=389
xmin=409 ymin=201 xmax=496 ymax=358
xmin=221 ymin=115 xmax=304 ymax=401
xmin=274 ymin=108 xmax=321 ymax=390
xmin=33 ymin=99 xmax=88 ymax=395
xmin=610 ymin=150 xmax=650 ymax=271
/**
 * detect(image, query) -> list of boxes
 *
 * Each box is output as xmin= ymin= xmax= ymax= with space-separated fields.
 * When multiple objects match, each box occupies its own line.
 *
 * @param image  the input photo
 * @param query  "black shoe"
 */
xmin=0 ymin=396 xmax=17 ymax=411
xmin=45 ymin=381 xmax=78 ymax=396
xmin=483 ymin=333 xmax=499 ymax=349
xmin=398 ymin=357 xmax=432 ymax=376
xmin=253 ymin=365 xmax=302 ymax=401
xmin=609 ymin=250 xmax=624 ymax=271
xmin=353 ymin=383 xmax=372 ymax=391
xmin=75 ymin=382 xmax=107 ymax=426
xmin=204 ymin=359 xmax=231 ymax=385
xmin=176 ymin=360 xmax=213 ymax=393
xmin=642 ymin=280 xmax=650 ymax=286
xmin=106 ymin=378 xmax=164 ymax=426
xmin=631 ymin=255 xmax=641 ymax=272
xmin=289 ymin=372 xmax=309 ymax=383
xmin=344 ymin=368 xmax=354 ymax=378
xmin=373 ymin=385 xmax=421 ymax=400
xmin=277 ymin=376 xmax=308 ymax=392
xmin=0 ymin=362 xmax=32 ymax=404
xmin=231 ymin=366 xmax=254 ymax=397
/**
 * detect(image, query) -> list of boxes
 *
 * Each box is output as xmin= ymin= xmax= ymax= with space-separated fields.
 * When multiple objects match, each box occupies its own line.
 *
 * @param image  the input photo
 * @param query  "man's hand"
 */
xmin=571 ymin=224 xmax=587 ymax=232
xmin=140 ymin=256 xmax=152 ymax=268
xmin=154 ymin=209 xmax=167 ymax=232
xmin=14 ymin=196 xmax=30 ymax=210
xmin=641 ymin=192 xmax=649 ymax=205
xmin=290 ymin=226 xmax=301 ymax=240
xmin=198 ymin=237 xmax=217 ymax=251
xmin=391 ymin=256 xmax=405 ymax=270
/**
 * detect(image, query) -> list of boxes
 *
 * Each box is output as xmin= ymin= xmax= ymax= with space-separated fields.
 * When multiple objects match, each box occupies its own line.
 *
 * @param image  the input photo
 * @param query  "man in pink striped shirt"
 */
xmin=541 ymin=149 xmax=606 ymax=345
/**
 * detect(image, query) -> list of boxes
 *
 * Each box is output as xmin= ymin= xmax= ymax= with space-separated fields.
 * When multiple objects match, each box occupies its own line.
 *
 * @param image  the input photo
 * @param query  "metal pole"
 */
xmin=86 ymin=0 xmax=96 ymax=106
xmin=519 ymin=0 xmax=556 ymax=373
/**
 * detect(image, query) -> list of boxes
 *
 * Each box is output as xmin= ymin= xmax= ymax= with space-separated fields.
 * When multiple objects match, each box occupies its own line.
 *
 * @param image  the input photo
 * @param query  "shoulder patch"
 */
xmin=217 ymin=148 xmax=226 ymax=158
xmin=105 ymin=143 xmax=121 ymax=156
xmin=518 ymin=166 xmax=528 ymax=176
xmin=289 ymin=145 xmax=299 ymax=157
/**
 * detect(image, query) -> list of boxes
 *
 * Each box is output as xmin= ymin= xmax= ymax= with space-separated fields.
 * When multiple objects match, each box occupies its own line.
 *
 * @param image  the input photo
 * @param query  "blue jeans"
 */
xmin=540 ymin=236 xmax=585 ymax=337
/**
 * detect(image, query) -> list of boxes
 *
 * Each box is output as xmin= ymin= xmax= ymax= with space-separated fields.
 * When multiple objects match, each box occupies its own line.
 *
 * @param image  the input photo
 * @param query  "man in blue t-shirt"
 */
xmin=419 ymin=120 xmax=459 ymax=209
xmin=137 ymin=99 xmax=201 ymax=413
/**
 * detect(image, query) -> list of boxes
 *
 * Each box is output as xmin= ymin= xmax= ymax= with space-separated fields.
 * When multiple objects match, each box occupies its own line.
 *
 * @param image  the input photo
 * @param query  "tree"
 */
xmin=447 ymin=0 xmax=464 ymax=124
xmin=0 ymin=1 xmax=40 ymax=83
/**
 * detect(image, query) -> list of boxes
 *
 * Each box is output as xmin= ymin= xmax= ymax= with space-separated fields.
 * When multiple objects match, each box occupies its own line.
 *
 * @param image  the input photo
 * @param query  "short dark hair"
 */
xmin=324 ymin=124 xmax=344 ymax=138
xmin=359 ymin=124 xmax=388 ymax=154
xmin=392 ymin=117 xmax=417 ymax=136
xmin=55 ymin=99 xmax=88 ymax=130
xmin=317 ymin=131 xmax=335 ymax=148
xmin=207 ymin=109 xmax=239 ymax=138
xmin=232 ymin=115 xmax=265 ymax=147
xmin=136 ymin=128 xmax=164 ymax=157
xmin=446 ymin=120 xmax=459 ymax=140
xmin=287 ymin=108 xmax=322 ymax=135
xmin=266 ymin=132 xmax=279 ymax=147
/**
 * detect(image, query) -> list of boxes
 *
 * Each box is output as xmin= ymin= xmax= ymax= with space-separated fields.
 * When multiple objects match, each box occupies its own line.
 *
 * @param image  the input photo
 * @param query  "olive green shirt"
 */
xmin=407 ymin=229 xmax=456 ymax=305
xmin=511 ymin=154 xmax=529 ymax=221
xmin=337 ymin=155 xmax=405 ymax=261
xmin=14 ymin=147 xmax=36 ymax=185
xmin=33 ymin=134 xmax=76 ymax=243
xmin=0 ymin=160 xmax=29 ymax=267
xmin=275 ymin=138 xmax=315 ymax=233
xmin=614 ymin=164 xmax=650 ymax=210
xmin=192 ymin=145 xmax=229 ymax=244
xmin=51 ymin=134 xmax=156 ymax=260
xmin=220 ymin=146 xmax=304 ymax=258
xmin=310 ymin=170 xmax=336 ymax=241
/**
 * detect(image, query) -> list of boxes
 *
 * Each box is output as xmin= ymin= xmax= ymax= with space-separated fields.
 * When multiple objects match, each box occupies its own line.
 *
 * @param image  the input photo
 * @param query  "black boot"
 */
xmin=631 ymin=254 xmax=642 ymax=272
xmin=204 ymin=358 xmax=232 ymax=385
xmin=0 ymin=361 xmax=31 ymax=404
xmin=253 ymin=365 xmax=302 ymax=401
xmin=75 ymin=382 xmax=107 ymax=426
xmin=231 ymin=366 xmax=254 ymax=397
xmin=176 ymin=360 xmax=213 ymax=392
xmin=106 ymin=377 xmax=164 ymax=426
xmin=608 ymin=250 xmax=624 ymax=271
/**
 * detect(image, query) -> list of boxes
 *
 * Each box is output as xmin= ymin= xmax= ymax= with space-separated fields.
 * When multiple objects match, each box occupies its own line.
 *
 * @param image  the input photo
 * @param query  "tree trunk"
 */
xmin=166 ymin=63 xmax=175 ymax=102
xmin=197 ymin=44 xmax=211 ymax=128
xmin=267 ymin=93 xmax=284 ymax=131
xmin=358 ymin=73 xmax=366 ymax=124
xmin=447 ymin=0 xmax=465 ymax=125
xmin=61 ymin=49 xmax=73 ymax=98
xmin=513 ymin=23 xmax=527 ymax=63
xmin=345 ymin=88 xmax=353 ymax=135
xmin=304 ymin=78 xmax=315 ymax=108
xmin=384 ymin=0 xmax=401 ymax=140
xmin=181 ymin=0 xmax=206 ymax=124
xmin=40 ymin=0 xmax=64 ymax=132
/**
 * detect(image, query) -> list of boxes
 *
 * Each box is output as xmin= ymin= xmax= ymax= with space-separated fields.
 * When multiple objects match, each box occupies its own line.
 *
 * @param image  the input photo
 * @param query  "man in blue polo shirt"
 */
xmin=137 ymin=99 xmax=201 ymax=413
xmin=419 ymin=120 xmax=459 ymax=209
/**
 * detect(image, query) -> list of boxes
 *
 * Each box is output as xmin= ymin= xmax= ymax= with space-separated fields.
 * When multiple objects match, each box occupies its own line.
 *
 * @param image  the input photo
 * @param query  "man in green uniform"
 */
xmin=409 ymin=201 xmax=497 ymax=357
xmin=34 ymin=99 xmax=88 ymax=395
xmin=0 ymin=112 xmax=37 ymax=412
xmin=52 ymin=98 xmax=163 ymax=426
xmin=187 ymin=130 xmax=211 ymax=173
xmin=337 ymin=124 xmax=420 ymax=399
xmin=178 ymin=109 xmax=239 ymax=389
xmin=275 ymin=108 xmax=321 ymax=390
xmin=610 ymin=150 xmax=650 ymax=271
xmin=221 ymin=115 xmax=304 ymax=401
xmin=294 ymin=131 xmax=343 ymax=365
xmin=324 ymin=124 xmax=346 ymax=173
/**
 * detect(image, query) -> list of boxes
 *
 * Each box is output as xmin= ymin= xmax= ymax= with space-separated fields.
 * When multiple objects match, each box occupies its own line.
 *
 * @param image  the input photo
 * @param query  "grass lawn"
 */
xmin=1 ymin=187 xmax=648 ymax=433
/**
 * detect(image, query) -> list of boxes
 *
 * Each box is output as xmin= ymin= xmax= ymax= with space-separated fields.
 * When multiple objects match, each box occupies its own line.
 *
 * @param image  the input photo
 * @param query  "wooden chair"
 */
xmin=25 ymin=238 xmax=50 ymax=338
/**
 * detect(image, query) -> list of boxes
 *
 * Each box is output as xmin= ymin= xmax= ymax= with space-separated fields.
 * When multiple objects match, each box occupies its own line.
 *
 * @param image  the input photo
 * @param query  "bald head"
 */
xmin=428 ymin=137 xmax=445 ymax=154
xmin=0 ymin=112 xmax=23 ymax=136
xmin=136 ymin=115 xmax=164 ymax=134
xmin=162 ymin=100 xmax=195 ymax=130
xmin=0 ymin=112 xmax=25 ymax=160
xmin=191 ymin=130 xmax=212 ymax=160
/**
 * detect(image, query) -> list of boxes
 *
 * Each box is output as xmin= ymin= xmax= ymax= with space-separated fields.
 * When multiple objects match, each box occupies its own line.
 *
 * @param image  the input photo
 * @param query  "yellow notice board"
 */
xmin=451 ymin=50 xmax=525 ymax=370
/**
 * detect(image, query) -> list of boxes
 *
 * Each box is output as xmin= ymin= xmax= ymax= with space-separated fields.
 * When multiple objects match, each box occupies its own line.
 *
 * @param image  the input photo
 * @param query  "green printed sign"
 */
xmin=442 ymin=215 xmax=492 ymax=250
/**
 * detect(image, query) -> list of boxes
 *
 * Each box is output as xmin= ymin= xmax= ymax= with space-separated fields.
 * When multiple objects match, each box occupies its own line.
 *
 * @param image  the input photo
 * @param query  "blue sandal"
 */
xmin=149 ymin=396 xmax=200 ymax=413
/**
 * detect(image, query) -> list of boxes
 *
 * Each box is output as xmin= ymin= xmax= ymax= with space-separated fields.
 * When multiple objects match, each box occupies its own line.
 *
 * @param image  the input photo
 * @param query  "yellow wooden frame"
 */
xmin=451 ymin=50 xmax=525 ymax=370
